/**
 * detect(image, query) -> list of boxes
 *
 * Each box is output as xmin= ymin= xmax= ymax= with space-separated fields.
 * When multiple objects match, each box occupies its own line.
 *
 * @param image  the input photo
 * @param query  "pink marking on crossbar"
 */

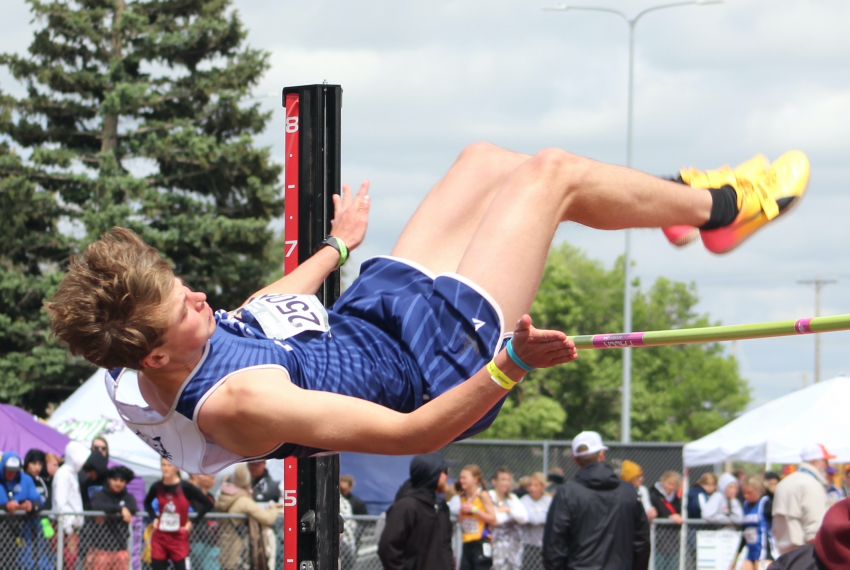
xmin=795 ymin=318 xmax=813 ymax=334
xmin=592 ymin=332 xmax=646 ymax=348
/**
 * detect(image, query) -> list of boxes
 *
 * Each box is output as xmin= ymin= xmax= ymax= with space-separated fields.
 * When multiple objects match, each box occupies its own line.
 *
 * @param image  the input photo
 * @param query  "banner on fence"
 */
xmin=697 ymin=529 xmax=742 ymax=569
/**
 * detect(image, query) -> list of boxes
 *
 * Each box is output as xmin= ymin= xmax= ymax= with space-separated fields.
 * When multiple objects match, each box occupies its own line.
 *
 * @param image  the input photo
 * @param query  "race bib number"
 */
xmin=743 ymin=527 xmax=759 ymax=544
xmin=461 ymin=518 xmax=480 ymax=535
xmin=245 ymin=294 xmax=330 ymax=340
xmin=160 ymin=512 xmax=180 ymax=533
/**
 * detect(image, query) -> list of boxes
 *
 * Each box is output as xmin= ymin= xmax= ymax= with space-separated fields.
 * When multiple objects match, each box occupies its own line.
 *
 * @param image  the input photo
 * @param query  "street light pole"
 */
xmin=798 ymin=278 xmax=837 ymax=383
xmin=544 ymin=0 xmax=722 ymax=443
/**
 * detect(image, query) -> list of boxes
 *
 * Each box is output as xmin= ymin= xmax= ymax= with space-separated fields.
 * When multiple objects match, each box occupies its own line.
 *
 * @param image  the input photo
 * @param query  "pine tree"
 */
xmin=0 ymin=141 xmax=93 ymax=413
xmin=0 ymin=0 xmax=281 ymax=414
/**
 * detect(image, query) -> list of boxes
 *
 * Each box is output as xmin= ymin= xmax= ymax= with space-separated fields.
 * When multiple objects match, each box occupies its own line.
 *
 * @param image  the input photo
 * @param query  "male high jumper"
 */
xmin=48 ymin=146 xmax=810 ymax=473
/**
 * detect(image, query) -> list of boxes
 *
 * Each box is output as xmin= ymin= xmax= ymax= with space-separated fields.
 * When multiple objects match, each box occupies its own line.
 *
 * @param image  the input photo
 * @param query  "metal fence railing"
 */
xmin=0 ymin=511 xmax=756 ymax=569
xmin=445 ymin=439 xmax=692 ymax=490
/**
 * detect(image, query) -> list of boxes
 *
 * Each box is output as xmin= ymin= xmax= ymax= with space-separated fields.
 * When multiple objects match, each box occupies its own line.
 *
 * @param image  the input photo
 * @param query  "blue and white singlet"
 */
xmin=106 ymin=257 xmax=507 ymax=473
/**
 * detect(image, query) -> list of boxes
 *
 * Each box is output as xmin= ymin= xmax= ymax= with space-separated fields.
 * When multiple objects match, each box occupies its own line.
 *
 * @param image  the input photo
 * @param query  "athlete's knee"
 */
xmin=455 ymin=142 xmax=517 ymax=170
xmin=530 ymin=148 xmax=584 ymax=181
xmin=526 ymin=149 xmax=589 ymax=198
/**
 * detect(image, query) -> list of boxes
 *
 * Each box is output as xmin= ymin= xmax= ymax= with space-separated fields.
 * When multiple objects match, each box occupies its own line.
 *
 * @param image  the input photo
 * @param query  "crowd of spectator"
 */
xmin=376 ymin=433 xmax=849 ymax=570
xmin=4 ymin=432 xmax=850 ymax=570
xmin=1 ymin=437 xmax=288 ymax=569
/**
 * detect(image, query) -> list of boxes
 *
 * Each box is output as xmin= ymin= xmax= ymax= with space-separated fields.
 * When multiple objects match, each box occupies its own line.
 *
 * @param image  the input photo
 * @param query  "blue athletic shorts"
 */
xmin=333 ymin=256 xmax=508 ymax=437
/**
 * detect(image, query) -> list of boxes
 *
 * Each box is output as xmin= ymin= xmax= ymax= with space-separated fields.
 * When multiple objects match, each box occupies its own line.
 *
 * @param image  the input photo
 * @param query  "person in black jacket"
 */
xmin=543 ymin=431 xmax=649 ymax=570
xmin=80 ymin=437 xmax=110 ymax=510
xmin=85 ymin=466 xmax=138 ymax=569
xmin=378 ymin=453 xmax=453 ymax=570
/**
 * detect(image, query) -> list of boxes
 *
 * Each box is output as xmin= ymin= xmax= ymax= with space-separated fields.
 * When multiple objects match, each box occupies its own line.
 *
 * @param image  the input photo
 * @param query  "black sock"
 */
xmin=666 ymin=176 xmax=739 ymax=229
xmin=699 ymin=185 xmax=739 ymax=230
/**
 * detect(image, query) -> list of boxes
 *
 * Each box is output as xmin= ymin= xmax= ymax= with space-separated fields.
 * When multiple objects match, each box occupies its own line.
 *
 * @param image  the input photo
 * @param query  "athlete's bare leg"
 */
xmin=393 ymin=144 xmax=713 ymax=329
xmin=392 ymin=143 xmax=530 ymax=274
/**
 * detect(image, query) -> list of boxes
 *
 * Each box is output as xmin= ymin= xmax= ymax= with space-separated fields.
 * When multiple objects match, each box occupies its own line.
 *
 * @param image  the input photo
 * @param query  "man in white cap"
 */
xmin=542 ymin=431 xmax=649 ymax=570
xmin=772 ymin=443 xmax=834 ymax=555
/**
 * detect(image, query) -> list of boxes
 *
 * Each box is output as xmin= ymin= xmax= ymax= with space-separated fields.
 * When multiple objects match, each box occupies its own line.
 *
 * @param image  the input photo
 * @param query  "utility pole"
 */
xmin=798 ymin=278 xmax=837 ymax=383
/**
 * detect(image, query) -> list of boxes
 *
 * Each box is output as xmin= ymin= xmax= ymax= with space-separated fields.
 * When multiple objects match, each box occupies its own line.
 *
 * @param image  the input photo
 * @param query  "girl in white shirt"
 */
xmin=702 ymin=472 xmax=744 ymax=525
xmin=519 ymin=472 xmax=552 ymax=569
xmin=488 ymin=468 xmax=528 ymax=570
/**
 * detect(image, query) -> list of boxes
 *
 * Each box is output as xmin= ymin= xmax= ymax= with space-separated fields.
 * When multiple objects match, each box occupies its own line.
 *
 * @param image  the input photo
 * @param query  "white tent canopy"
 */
xmin=48 ymin=369 xmax=161 ymax=478
xmin=684 ymin=376 xmax=850 ymax=467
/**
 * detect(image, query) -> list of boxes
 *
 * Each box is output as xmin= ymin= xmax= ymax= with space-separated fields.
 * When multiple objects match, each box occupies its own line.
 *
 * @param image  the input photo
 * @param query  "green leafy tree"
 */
xmin=485 ymin=243 xmax=749 ymax=441
xmin=0 ymin=0 xmax=281 ymax=414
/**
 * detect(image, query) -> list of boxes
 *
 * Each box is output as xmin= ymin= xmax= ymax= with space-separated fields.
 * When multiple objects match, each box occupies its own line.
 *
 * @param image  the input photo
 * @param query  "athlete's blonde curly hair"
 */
xmin=47 ymin=227 xmax=176 ymax=369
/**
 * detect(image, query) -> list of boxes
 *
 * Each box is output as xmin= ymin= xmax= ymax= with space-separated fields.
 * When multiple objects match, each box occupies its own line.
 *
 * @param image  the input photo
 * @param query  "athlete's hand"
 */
xmin=510 ymin=314 xmax=578 ymax=369
xmin=330 ymin=181 xmax=370 ymax=251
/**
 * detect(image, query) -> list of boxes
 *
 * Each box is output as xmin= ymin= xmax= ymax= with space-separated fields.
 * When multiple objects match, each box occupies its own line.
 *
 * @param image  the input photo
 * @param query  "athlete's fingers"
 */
xmin=541 ymin=347 xmax=578 ymax=367
xmin=531 ymin=329 xmax=569 ymax=342
xmin=546 ymin=344 xmax=578 ymax=362
xmin=358 ymin=192 xmax=371 ymax=212
xmin=523 ymin=329 xmax=568 ymax=346
xmin=341 ymin=184 xmax=353 ymax=208
xmin=513 ymin=314 xmax=533 ymax=335
xmin=528 ymin=339 xmax=578 ymax=368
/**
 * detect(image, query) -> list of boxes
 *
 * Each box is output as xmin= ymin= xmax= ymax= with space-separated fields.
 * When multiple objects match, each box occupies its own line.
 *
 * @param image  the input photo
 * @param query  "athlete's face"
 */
xmin=742 ymin=484 xmax=761 ymax=504
xmin=159 ymin=278 xmax=215 ymax=357
xmin=764 ymin=479 xmax=778 ymax=494
xmin=458 ymin=469 xmax=479 ymax=493
xmin=46 ymin=456 xmax=59 ymax=477
xmin=495 ymin=473 xmax=514 ymax=495
xmin=26 ymin=460 xmax=43 ymax=478
xmin=160 ymin=458 xmax=179 ymax=479
xmin=107 ymin=477 xmax=128 ymax=494
xmin=662 ymin=476 xmax=680 ymax=496
xmin=527 ymin=478 xmax=545 ymax=500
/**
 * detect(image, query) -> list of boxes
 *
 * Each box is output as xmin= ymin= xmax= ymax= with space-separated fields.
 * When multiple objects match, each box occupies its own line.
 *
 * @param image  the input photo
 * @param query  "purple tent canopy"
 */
xmin=0 ymin=404 xmax=70 ymax=457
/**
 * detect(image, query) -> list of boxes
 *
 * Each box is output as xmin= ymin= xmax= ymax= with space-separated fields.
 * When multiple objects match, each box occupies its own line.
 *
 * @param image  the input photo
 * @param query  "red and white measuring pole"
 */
xmin=282 ymin=84 xmax=343 ymax=570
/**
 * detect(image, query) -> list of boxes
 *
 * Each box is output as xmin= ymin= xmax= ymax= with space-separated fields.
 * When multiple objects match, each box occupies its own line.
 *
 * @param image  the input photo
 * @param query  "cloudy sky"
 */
xmin=4 ymin=0 xmax=850 ymax=409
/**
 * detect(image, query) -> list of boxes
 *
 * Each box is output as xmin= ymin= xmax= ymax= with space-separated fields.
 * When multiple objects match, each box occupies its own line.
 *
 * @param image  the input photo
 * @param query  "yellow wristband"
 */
xmin=486 ymin=360 xmax=520 ymax=391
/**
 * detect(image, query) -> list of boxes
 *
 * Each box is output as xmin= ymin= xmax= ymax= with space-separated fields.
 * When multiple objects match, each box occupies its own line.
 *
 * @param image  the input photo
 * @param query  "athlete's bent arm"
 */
xmin=241 ymin=182 xmax=371 ymax=304
xmin=199 ymin=315 xmax=577 ymax=456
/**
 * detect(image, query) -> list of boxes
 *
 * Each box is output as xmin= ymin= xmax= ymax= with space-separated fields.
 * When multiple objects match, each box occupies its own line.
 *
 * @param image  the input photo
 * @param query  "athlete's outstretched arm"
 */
xmin=199 ymin=316 xmax=578 ymax=456
xmin=240 ymin=182 xmax=371 ymax=306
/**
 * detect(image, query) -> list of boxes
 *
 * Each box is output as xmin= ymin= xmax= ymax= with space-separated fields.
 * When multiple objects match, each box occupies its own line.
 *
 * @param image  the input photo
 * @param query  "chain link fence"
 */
xmin=445 ymin=439 xmax=689 ymax=489
xmin=1 ymin=509 xmax=755 ymax=569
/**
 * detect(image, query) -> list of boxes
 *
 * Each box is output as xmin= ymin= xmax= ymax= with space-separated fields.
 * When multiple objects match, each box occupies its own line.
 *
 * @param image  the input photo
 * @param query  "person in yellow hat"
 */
xmin=621 ymin=460 xmax=657 ymax=522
